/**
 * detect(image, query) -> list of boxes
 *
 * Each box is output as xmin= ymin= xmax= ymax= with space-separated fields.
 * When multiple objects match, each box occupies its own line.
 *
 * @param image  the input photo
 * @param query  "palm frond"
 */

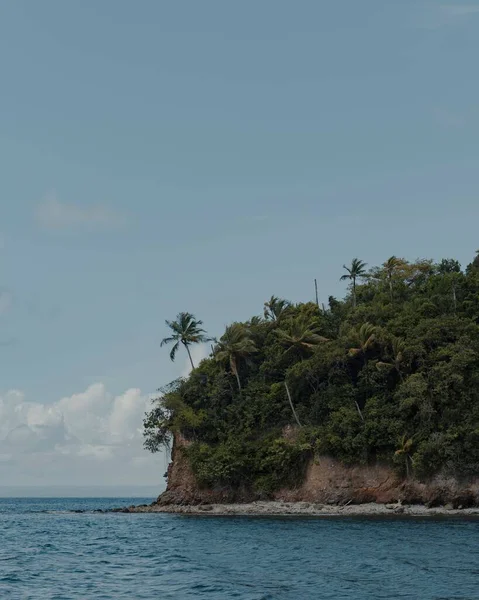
xmin=160 ymin=335 xmax=178 ymax=347
xmin=169 ymin=341 xmax=180 ymax=362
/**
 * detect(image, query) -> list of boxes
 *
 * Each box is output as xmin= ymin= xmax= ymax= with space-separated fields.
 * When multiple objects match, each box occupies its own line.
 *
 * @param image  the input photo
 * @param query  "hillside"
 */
xmin=144 ymin=253 xmax=479 ymax=505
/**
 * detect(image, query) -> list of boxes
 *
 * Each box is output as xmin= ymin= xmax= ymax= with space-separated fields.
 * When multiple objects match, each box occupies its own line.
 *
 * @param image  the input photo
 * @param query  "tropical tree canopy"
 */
xmin=214 ymin=323 xmax=258 ymax=390
xmin=275 ymin=316 xmax=328 ymax=357
xmin=146 ymin=253 xmax=479 ymax=495
xmin=264 ymin=295 xmax=291 ymax=321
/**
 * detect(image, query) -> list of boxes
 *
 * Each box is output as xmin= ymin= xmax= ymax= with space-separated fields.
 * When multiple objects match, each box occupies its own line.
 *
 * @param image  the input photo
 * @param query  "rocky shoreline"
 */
xmin=113 ymin=500 xmax=479 ymax=517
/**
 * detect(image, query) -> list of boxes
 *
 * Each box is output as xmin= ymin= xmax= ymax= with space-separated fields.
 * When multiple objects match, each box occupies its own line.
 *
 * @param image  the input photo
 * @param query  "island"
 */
xmin=138 ymin=254 xmax=479 ymax=516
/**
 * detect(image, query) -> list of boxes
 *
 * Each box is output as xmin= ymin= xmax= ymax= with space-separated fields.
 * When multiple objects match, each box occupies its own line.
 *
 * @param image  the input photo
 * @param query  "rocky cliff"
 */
xmin=155 ymin=434 xmax=479 ymax=508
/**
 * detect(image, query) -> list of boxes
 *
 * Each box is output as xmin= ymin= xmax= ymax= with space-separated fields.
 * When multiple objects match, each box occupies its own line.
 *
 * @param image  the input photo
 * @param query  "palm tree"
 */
xmin=383 ymin=256 xmax=404 ymax=301
xmin=264 ymin=296 xmax=291 ymax=322
xmin=248 ymin=315 xmax=264 ymax=327
xmin=376 ymin=336 xmax=407 ymax=379
xmin=276 ymin=317 xmax=328 ymax=426
xmin=275 ymin=316 xmax=328 ymax=358
xmin=395 ymin=435 xmax=414 ymax=478
xmin=340 ymin=258 xmax=368 ymax=308
xmin=215 ymin=323 xmax=257 ymax=391
xmin=160 ymin=312 xmax=210 ymax=370
xmin=348 ymin=323 xmax=377 ymax=422
xmin=348 ymin=323 xmax=377 ymax=360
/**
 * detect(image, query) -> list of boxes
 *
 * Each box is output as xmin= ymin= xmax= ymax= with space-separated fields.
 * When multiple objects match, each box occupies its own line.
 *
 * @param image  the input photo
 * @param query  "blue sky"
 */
xmin=1 ymin=0 xmax=478 ymax=487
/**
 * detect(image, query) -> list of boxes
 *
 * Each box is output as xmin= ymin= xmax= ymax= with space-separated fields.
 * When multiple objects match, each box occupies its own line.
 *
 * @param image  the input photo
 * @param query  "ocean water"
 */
xmin=1 ymin=498 xmax=478 ymax=600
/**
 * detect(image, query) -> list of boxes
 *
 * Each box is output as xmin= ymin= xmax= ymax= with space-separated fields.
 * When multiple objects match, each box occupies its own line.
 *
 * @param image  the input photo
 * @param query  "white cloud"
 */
xmin=36 ymin=193 xmax=124 ymax=231
xmin=181 ymin=343 xmax=210 ymax=377
xmin=0 ymin=384 xmax=165 ymax=487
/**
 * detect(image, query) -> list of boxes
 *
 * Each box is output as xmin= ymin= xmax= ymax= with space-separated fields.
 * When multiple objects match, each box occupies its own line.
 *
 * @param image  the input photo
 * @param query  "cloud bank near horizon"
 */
xmin=0 ymin=383 xmax=166 ymax=488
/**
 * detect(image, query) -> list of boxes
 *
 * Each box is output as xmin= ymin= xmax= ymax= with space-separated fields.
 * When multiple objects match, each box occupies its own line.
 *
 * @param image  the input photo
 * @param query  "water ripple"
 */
xmin=0 ymin=498 xmax=478 ymax=599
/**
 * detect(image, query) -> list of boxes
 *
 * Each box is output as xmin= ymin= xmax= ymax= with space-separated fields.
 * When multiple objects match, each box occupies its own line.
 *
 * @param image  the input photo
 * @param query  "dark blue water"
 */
xmin=1 ymin=498 xmax=478 ymax=599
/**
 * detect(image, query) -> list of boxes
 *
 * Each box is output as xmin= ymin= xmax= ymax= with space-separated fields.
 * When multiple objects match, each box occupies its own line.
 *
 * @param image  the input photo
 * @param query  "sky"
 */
xmin=1 ymin=0 xmax=478 ymax=490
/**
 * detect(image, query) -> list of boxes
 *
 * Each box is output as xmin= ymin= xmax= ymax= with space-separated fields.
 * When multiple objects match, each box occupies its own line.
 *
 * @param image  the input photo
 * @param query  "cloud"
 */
xmin=181 ymin=343 xmax=210 ymax=378
xmin=0 ymin=290 xmax=12 ymax=315
xmin=36 ymin=193 xmax=125 ymax=231
xmin=0 ymin=384 xmax=165 ymax=487
xmin=416 ymin=4 xmax=479 ymax=29
xmin=440 ymin=4 xmax=479 ymax=17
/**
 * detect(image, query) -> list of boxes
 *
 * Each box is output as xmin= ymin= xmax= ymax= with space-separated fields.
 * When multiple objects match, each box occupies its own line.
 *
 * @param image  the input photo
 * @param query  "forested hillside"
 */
xmin=144 ymin=253 xmax=479 ymax=496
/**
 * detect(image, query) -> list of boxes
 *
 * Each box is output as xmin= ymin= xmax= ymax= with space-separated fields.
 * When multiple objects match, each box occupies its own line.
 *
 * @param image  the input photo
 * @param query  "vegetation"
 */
xmin=160 ymin=312 xmax=210 ymax=369
xmin=145 ymin=253 xmax=479 ymax=495
xmin=214 ymin=323 xmax=258 ymax=392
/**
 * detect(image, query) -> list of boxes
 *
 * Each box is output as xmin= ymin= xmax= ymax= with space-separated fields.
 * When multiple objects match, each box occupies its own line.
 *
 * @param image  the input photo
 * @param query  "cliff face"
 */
xmin=156 ymin=434 xmax=479 ymax=508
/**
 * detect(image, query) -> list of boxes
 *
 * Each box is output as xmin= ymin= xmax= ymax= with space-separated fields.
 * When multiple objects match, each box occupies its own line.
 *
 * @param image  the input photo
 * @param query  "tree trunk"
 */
xmin=235 ymin=370 xmax=242 ymax=392
xmin=231 ymin=356 xmax=242 ymax=391
xmin=314 ymin=279 xmax=320 ymax=312
xmin=352 ymin=278 xmax=357 ymax=308
xmin=285 ymin=381 xmax=302 ymax=427
xmin=452 ymin=283 xmax=457 ymax=315
xmin=389 ymin=276 xmax=393 ymax=302
xmin=354 ymin=400 xmax=364 ymax=422
xmin=184 ymin=343 xmax=195 ymax=370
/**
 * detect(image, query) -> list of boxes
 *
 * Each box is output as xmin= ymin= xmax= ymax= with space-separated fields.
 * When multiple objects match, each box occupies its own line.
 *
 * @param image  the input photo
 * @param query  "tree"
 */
xmin=395 ymin=435 xmax=414 ymax=478
xmin=383 ymin=256 xmax=405 ymax=301
xmin=470 ymin=250 xmax=479 ymax=272
xmin=438 ymin=259 xmax=461 ymax=274
xmin=276 ymin=317 xmax=328 ymax=425
xmin=340 ymin=258 xmax=368 ymax=308
xmin=348 ymin=323 xmax=377 ymax=360
xmin=275 ymin=316 xmax=328 ymax=358
xmin=348 ymin=323 xmax=378 ymax=421
xmin=264 ymin=296 xmax=291 ymax=322
xmin=161 ymin=312 xmax=210 ymax=370
xmin=215 ymin=323 xmax=257 ymax=391
xmin=376 ymin=336 xmax=407 ymax=379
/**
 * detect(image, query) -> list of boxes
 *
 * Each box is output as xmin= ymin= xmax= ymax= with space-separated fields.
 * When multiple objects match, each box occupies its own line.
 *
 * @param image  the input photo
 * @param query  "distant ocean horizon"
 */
xmin=0 ymin=484 xmax=164 ymax=498
xmin=2 ymin=497 xmax=478 ymax=599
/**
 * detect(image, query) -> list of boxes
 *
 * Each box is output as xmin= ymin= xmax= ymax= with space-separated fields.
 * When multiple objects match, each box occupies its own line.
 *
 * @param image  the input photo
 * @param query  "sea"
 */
xmin=1 ymin=497 xmax=478 ymax=600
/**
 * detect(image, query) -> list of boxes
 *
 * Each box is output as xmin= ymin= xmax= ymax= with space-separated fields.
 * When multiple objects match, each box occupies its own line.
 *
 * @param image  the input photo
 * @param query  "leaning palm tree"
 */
xmin=276 ymin=317 xmax=328 ymax=426
xmin=263 ymin=296 xmax=291 ymax=322
xmin=340 ymin=258 xmax=368 ymax=308
xmin=376 ymin=336 xmax=407 ymax=379
xmin=383 ymin=256 xmax=404 ymax=301
xmin=348 ymin=323 xmax=377 ymax=422
xmin=215 ymin=323 xmax=257 ymax=391
xmin=160 ymin=312 xmax=210 ymax=370
xmin=275 ymin=316 xmax=328 ymax=358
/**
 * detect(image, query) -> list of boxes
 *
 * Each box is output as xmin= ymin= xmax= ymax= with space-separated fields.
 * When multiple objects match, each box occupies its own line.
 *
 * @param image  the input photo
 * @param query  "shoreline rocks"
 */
xmin=117 ymin=500 xmax=479 ymax=518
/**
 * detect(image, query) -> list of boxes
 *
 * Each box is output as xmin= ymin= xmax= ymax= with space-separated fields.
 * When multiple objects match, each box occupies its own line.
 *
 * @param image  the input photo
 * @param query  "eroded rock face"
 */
xmin=155 ymin=434 xmax=479 ymax=507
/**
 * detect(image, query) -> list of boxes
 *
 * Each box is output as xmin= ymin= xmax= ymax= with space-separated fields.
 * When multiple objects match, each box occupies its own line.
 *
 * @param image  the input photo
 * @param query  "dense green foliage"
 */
xmin=145 ymin=253 xmax=479 ymax=494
